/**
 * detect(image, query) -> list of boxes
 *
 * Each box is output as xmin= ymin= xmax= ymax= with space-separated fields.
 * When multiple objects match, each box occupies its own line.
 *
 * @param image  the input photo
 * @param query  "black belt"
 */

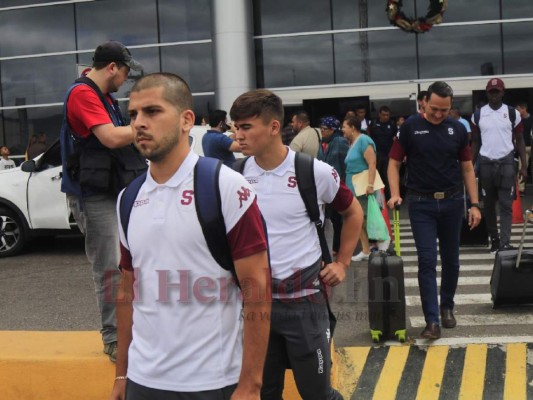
xmin=407 ymin=186 xmax=462 ymax=200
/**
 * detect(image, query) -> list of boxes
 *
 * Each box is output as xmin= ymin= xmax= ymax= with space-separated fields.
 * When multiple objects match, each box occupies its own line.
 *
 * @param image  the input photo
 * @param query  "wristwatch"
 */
xmin=470 ymin=203 xmax=481 ymax=210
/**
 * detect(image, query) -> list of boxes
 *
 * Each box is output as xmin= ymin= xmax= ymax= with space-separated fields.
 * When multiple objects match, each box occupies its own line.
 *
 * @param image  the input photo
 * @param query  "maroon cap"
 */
xmin=486 ymin=78 xmax=505 ymax=92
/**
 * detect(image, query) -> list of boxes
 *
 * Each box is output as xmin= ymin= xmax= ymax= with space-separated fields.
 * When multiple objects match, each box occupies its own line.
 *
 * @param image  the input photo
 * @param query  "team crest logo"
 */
xmin=504 ymin=113 xmax=508 ymax=119
xmin=448 ymin=128 xmax=454 ymax=135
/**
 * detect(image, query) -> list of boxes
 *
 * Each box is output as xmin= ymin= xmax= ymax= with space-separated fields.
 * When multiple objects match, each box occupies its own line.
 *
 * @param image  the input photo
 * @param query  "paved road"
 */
xmin=0 ymin=235 xmax=100 ymax=331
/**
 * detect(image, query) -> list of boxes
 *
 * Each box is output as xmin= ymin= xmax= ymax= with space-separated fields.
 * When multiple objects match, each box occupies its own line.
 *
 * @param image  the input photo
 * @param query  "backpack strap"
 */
xmin=75 ymin=76 xmax=125 ymax=126
xmin=508 ymin=105 xmax=516 ymax=129
xmin=294 ymin=152 xmax=332 ymax=264
xmin=474 ymin=109 xmax=481 ymax=127
xmin=119 ymin=171 xmax=148 ymax=243
xmin=194 ymin=157 xmax=236 ymax=279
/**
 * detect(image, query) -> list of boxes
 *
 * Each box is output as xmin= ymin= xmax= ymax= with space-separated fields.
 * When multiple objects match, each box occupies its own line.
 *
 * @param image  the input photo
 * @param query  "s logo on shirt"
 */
xmin=181 ymin=190 xmax=194 ymax=205
xmin=448 ymin=128 xmax=454 ymax=135
xmin=287 ymin=176 xmax=297 ymax=188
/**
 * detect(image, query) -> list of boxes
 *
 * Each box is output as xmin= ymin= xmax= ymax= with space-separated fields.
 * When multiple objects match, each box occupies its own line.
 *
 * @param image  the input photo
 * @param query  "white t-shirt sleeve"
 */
xmin=218 ymin=165 xmax=257 ymax=233
xmin=313 ymin=158 xmax=341 ymax=205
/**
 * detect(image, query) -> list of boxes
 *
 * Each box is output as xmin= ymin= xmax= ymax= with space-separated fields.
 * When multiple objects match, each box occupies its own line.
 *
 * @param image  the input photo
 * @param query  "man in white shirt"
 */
xmin=471 ymin=78 xmax=528 ymax=253
xmin=110 ymin=73 xmax=271 ymax=400
xmin=230 ymin=89 xmax=363 ymax=400
xmin=0 ymin=146 xmax=16 ymax=170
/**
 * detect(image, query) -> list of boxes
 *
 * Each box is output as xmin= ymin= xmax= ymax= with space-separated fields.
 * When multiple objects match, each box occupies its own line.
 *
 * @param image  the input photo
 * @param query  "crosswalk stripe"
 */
xmin=372 ymin=346 xmax=410 ymax=400
xmin=406 ymin=293 xmax=492 ymax=306
xmin=403 ymin=265 xmax=492 ymax=274
xmin=415 ymin=346 xmax=449 ymax=400
xmin=402 ymin=253 xmax=495 ymax=262
xmin=503 ymin=343 xmax=527 ymax=400
xmin=410 ymin=314 xmax=533 ymax=328
xmin=404 ymin=276 xmax=490 ymax=287
xmin=336 ymin=347 xmax=371 ymax=396
xmin=459 ymin=344 xmax=487 ymax=400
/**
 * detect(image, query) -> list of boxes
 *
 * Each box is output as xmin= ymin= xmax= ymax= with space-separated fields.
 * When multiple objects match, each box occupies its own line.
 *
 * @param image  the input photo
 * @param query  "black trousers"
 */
xmin=261 ymin=294 xmax=343 ymax=400
xmin=126 ymin=380 xmax=237 ymax=400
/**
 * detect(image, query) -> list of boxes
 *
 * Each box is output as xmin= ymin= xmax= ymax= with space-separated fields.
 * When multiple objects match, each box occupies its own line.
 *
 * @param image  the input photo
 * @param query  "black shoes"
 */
xmin=440 ymin=308 xmax=457 ymax=329
xmin=420 ymin=323 xmax=441 ymax=340
xmin=489 ymin=237 xmax=500 ymax=254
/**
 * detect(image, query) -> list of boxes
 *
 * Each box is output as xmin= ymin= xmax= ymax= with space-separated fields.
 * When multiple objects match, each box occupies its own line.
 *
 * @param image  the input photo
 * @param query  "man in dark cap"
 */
xmin=471 ymin=78 xmax=527 ymax=253
xmin=59 ymin=41 xmax=144 ymax=362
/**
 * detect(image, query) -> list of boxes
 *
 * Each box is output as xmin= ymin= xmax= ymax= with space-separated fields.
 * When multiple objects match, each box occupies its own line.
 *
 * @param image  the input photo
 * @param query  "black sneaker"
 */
xmin=489 ymin=238 xmax=500 ymax=254
xmin=499 ymin=244 xmax=516 ymax=251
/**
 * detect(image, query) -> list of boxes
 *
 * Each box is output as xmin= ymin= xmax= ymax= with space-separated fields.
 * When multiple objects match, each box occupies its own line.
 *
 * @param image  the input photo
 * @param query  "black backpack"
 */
xmin=473 ymin=105 xmax=516 ymax=129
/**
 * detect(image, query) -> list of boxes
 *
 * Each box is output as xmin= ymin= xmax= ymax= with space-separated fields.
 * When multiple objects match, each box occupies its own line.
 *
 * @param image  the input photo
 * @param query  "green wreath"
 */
xmin=386 ymin=0 xmax=447 ymax=33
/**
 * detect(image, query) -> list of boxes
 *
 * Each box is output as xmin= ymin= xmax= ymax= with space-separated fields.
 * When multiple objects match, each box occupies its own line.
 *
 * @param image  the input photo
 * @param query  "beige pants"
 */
xmin=518 ymin=146 xmax=531 ymax=192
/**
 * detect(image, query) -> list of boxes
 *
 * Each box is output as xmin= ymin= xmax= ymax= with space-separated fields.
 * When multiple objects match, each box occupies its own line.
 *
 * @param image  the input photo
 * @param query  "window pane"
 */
xmin=418 ymin=25 xmax=502 ymax=79
xmin=159 ymin=0 xmax=212 ymax=42
xmin=161 ymin=44 xmax=214 ymax=93
xmin=256 ymin=36 xmax=334 ymax=88
xmin=0 ymin=4 xmax=75 ymax=57
xmin=503 ymin=0 xmax=533 ymax=19
xmin=253 ymin=0 xmax=331 ymax=35
xmin=334 ymin=31 xmax=417 ymax=83
xmin=1 ymin=55 xmax=77 ymax=106
xmin=75 ymin=0 xmax=157 ymax=49
xmin=192 ymin=95 xmax=216 ymax=124
xmin=416 ymin=0 xmax=499 ymax=23
xmin=503 ymin=22 xmax=533 ymax=75
xmin=332 ymin=0 xmax=414 ymax=29
xmin=1 ymin=106 xmax=62 ymax=157
xmin=0 ymin=0 xmax=59 ymax=7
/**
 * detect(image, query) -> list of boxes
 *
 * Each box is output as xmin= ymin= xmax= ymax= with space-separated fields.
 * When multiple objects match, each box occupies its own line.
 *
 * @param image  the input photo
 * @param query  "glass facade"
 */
xmin=1 ymin=0 xmax=533 ymax=154
xmin=0 ymin=0 xmax=214 ymax=154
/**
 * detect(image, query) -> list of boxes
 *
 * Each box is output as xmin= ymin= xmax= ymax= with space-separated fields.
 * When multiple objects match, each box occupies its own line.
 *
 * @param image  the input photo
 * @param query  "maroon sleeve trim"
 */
xmin=389 ymin=138 xmax=405 ymax=161
xmin=459 ymin=144 xmax=472 ymax=162
xmin=330 ymin=181 xmax=354 ymax=213
xmin=228 ymin=199 xmax=268 ymax=261
xmin=119 ymin=243 xmax=133 ymax=271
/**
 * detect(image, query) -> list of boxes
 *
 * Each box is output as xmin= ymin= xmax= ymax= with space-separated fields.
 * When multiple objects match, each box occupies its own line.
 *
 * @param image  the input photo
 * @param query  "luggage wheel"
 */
xmin=395 ymin=330 xmax=407 ymax=343
xmin=370 ymin=330 xmax=382 ymax=343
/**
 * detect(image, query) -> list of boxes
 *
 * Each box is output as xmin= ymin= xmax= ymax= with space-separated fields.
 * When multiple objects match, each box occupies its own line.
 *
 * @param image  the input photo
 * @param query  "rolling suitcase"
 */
xmin=460 ymin=183 xmax=488 ymax=247
xmin=491 ymin=210 xmax=533 ymax=307
xmin=368 ymin=206 xmax=406 ymax=342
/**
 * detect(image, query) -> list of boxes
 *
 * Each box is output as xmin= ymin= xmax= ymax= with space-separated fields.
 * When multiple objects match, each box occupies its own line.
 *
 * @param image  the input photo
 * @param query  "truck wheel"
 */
xmin=0 ymin=208 xmax=26 ymax=257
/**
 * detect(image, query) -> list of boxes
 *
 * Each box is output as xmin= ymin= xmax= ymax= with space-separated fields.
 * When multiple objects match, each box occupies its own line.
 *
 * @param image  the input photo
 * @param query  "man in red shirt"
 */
xmin=60 ymin=41 xmax=143 ymax=362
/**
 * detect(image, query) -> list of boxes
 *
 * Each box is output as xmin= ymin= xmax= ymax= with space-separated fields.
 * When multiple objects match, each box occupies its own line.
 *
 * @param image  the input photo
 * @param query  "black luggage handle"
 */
xmin=516 ymin=209 xmax=533 ymax=268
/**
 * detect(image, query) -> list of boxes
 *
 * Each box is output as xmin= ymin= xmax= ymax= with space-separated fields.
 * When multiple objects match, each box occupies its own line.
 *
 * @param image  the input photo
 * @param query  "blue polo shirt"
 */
xmin=201 ymin=130 xmax=236 ymax=167
xmin=390 ymin=114 xmax=471 ymax=192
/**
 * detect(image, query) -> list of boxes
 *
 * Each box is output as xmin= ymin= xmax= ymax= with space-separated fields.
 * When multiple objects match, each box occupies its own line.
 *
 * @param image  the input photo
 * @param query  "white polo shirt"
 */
xmin=242 ymin=148 xmax=342 ymax=298
xmin=472 ymin=104 xmax=521 ymax=160
xmin=117 ymin=150 xmax=266 ymax=392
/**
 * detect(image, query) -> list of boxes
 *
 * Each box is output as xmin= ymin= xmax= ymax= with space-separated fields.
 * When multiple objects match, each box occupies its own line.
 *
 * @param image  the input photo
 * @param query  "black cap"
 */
xmin=93 ymin=41 xmax=143 ymax=71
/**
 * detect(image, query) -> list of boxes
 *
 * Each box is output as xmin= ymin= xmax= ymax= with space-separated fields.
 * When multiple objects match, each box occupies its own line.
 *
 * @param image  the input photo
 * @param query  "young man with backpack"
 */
xmin=109 ymin=73 xmax=271 ymax=400
xmin=471 ymin=78 xmax=528 ymax=253
xmin=230 ymin=89 xmax=363 ymax=400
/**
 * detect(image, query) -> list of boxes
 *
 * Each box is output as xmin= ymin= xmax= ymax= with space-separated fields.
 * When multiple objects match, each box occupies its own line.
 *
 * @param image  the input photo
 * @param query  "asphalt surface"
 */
xmin=1 ymin=189 xmax=533 ymax=348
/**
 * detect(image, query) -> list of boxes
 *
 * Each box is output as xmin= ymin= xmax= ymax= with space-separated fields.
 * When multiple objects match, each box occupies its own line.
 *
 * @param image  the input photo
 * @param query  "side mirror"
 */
xmin=20 ymin=160 xmax=36 ymax=173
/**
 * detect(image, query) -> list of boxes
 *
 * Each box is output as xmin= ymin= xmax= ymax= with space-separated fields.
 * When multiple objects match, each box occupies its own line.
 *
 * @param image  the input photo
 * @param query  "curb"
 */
xmin=0 ymin=331 xmax=311 ymax=399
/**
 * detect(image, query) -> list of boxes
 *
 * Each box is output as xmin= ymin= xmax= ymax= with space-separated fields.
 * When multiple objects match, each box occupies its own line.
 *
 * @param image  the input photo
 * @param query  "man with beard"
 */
xmin=60 ymin=41 xmax=143 ymax=362
xmin=110 ymin=73 xmax=270 ymax=400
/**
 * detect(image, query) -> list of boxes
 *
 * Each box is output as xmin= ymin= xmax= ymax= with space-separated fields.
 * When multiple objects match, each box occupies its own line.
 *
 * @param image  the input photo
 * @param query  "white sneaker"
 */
xmin=351 ymin=252 xmax=370 ymax=262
